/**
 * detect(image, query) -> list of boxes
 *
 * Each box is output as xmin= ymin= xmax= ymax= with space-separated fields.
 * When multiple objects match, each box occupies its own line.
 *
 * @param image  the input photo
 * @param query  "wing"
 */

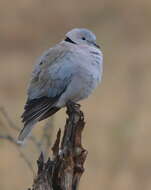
xmin=20 ymin=44 xmax=74 ymax=139
xmin=28 ymin=44 xmax=72 ymax=100
xmin=19 ymin=43 xmax=75 ymax=142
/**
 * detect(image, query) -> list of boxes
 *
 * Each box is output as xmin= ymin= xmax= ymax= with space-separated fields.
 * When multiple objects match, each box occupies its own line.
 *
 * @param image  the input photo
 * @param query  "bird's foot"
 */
xmin=66 ymin=100 xmax=80 ymax=113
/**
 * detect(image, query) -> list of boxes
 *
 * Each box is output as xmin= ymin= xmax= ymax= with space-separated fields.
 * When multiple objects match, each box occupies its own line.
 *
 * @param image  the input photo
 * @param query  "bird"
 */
xmin=18 ymin=28 xmax=103 ymax=143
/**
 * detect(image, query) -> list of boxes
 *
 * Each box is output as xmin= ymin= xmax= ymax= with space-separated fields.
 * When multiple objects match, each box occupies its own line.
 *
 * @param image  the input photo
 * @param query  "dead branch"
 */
xmin=41 ymin=117 xmax=55 ymax=159
xmin=30 ymin=102 xmax=87 ymax=190
xmin=0 ymin=106 xmax=20 ymax=131
xmin=0 ymin=106 xmax=55 ymax=175
xmin=0 ymin=107 xmax=36 ymax=174
xmin=0 ymin=134 xmax=35 ymax=175
xmin=0 ymin=106 xmax=41 ymax=151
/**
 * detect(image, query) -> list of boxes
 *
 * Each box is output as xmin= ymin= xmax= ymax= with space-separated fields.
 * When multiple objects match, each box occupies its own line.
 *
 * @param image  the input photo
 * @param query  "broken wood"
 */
xmin=30 ymin=102 xmax=88 ymax=190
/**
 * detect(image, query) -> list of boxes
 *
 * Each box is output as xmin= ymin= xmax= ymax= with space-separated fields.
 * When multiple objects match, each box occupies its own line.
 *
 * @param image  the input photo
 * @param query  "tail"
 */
xmin=18 ymin=96 xmax=60 ymax=143
xmin=17 ymin=120 xmax=37 ymax=144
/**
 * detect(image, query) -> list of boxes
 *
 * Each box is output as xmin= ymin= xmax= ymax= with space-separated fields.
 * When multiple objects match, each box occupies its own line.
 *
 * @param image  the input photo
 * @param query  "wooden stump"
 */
xmin=30 ymin=102 xmax=88 ymax=190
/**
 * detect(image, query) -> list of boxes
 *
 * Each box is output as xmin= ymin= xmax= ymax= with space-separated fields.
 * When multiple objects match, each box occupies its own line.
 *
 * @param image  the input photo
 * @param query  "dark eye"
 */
xmin=82 ymin=37 xmax=86 ymax=40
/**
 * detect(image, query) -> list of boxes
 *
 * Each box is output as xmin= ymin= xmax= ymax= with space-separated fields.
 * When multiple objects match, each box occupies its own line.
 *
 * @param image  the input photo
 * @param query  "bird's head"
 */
xmin=64 ymin=28 xmax=100 ymax=49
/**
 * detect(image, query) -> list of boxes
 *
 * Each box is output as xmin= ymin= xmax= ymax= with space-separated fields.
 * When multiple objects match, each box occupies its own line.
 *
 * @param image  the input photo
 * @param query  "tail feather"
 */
xmin=39 ymin=106 xmax=60 ymax=121
xmin=24 ymin=104 xmax=50 ymax=125
xmin=17 ymin=120 xmax=37 ymax=144
xmin=22 ymin=99 xmax=50 ymax=122
xmin=18 ymin=96 xmax=61 ymax=143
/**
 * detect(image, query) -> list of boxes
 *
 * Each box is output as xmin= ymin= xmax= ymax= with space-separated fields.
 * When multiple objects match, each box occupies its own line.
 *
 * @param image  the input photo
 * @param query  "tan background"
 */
xmin=0 ymin=0 xmax=151 ymax=189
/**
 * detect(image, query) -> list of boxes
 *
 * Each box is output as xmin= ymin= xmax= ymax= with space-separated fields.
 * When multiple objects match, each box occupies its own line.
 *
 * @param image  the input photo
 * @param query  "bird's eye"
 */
xmin=82 ymin=37 xmax=86 ymax=40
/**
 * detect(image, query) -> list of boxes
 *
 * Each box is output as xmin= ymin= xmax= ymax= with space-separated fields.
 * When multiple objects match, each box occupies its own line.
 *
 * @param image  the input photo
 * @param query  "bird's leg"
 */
xmin=66 ymin=100 xmax=80 ymax=114
xmin=66 ymin=100 xmax=77 ymax=110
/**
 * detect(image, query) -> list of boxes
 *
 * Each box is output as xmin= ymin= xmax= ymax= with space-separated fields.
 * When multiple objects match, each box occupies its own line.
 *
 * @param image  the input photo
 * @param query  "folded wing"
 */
xmin=18 ymin=44 xmax=73 ymax=143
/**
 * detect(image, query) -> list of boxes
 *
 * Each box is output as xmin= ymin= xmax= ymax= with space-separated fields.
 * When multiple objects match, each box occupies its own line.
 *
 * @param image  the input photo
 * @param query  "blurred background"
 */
xmin=0 ymin=0 xmax=151 ymax=189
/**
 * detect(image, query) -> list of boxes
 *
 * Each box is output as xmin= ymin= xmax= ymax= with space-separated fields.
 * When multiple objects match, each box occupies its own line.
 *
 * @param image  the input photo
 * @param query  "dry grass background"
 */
xmin=0 ymin=0 xmax=151 ymax=189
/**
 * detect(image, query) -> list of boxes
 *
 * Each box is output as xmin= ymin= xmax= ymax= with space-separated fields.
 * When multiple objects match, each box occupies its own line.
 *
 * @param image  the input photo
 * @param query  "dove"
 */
xmin=18 ymin=28 xmax=103 ymax=143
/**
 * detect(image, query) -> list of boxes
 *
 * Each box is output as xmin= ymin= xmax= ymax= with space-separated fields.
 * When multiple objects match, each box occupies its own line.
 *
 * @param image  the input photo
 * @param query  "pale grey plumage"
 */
xmin=18 ymin=28 xmax=103 ymax=143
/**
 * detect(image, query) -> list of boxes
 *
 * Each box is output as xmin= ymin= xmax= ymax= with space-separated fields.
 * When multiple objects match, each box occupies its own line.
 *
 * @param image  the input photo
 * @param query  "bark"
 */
xmin=30 ymin=102 xmax=87 ymax=190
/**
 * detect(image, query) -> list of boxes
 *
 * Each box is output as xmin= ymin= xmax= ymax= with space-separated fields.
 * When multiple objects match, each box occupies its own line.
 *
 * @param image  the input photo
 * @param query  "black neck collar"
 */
xmin=65 ymin=37 xmax=76 ymax=44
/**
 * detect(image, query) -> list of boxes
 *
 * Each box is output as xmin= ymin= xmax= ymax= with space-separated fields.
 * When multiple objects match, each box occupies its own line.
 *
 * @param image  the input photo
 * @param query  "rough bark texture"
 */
xmin=30 ymin=102 xmax=87 ymax=190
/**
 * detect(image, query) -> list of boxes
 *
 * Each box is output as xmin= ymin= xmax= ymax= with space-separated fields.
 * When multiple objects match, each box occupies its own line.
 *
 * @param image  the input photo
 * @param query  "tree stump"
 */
xmin=30 ymin=102 xmax=88 ymax=190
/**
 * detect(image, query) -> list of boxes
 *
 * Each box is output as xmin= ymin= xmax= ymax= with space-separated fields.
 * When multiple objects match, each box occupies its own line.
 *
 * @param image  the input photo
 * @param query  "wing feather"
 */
xmin=18 ymin=43 xmax=74 ymax=143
